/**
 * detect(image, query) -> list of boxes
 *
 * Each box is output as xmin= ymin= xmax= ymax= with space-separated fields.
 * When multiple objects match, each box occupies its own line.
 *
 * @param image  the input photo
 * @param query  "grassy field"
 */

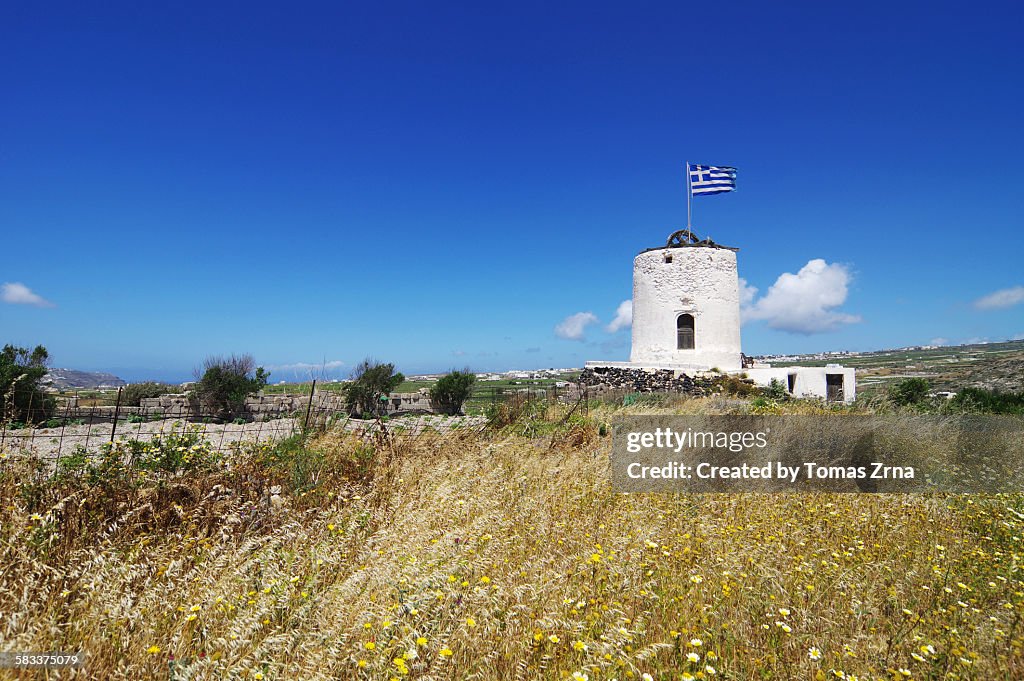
xmin=1 ymin=396 xmax=1021 ymax=679
xmin=261 ymin=376 xmax=580 ymax=395
xmin=261 ymin=375 xmax=580 ymax=414
xmin=52 ymin=376 xmax=578 ymax=415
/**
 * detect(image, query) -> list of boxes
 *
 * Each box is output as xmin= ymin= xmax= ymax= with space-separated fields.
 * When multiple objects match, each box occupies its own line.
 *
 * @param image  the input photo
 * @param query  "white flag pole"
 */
xmin=685 ymin=161 xmax=692 ymax=230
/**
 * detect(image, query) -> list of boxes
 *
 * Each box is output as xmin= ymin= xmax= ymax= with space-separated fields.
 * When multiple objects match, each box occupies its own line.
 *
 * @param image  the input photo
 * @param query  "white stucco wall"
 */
xmin=630 ymin=246 xmax=743 ymax=371
xmin=742 ymin=366 xmax=857 ymax=403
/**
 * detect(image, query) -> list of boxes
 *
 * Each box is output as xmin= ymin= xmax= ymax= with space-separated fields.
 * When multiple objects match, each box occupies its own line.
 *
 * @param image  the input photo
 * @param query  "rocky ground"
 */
xmin=961 ymin=355 xmax=1024 ymax=392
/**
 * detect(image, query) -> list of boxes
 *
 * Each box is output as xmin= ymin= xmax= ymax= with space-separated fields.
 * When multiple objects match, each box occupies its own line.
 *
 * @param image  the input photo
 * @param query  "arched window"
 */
xmin=677 ymin=313 xmax=695 ymax=350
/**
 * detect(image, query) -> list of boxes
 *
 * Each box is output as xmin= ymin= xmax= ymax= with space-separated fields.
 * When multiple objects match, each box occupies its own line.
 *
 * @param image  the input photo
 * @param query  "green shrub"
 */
xmin=945 ymin=387 xmax=1024 ymax=415
xmin=192 ymin=354 xmax=268 ymax=420
xmin=430 ymin=369 xmax=476 ymax=415
xmin=749 ymin=396 xmax=783 ymax=415
xmin=344 ymin=359 xmax=403 ymax=418
xmin=131 ymin=426 xmax=219 ymax=473
xmin=761 ymin=378 xmax=790 ymax=401
xmin=888 ymin=378 xmax=930 ymax=406
xmin=55 ymin=424 xmax=219 ymax=485
xmin=1 ymin=344 xmax=53 ymax=423
xmin=242 ymin=433 xmax=378 ymax=503
xmin=714 ymin=374 xmax=759 ymax=398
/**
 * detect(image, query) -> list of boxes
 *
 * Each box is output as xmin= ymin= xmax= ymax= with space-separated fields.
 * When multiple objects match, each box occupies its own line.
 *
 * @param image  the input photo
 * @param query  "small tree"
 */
xmin=430 ymin=368 xmax=476 ymax=415
xmin=0 ymin=344 xmax=53 ymax=423
xmin=192 ymin=354 xmax=269 ymax=419
xmin=345 ymin=359 xmax=404 ymax=418
xmin=888 ymin=377 xmax=930 ymax=407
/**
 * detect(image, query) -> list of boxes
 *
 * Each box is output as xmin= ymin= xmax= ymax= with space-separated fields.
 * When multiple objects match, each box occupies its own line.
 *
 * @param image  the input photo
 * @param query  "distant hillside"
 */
xmin=961 ymin=354 xmax=1024 ymax=393
xmin=41 ymin=368 xmax=127 ymax=390
xmin=767 ymin=339 xmax=1024 ymax=396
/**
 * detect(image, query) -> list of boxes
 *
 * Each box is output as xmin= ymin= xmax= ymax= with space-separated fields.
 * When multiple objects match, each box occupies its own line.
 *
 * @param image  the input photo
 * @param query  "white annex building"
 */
xmin=586 ymin=230 xmax=856 ymax=402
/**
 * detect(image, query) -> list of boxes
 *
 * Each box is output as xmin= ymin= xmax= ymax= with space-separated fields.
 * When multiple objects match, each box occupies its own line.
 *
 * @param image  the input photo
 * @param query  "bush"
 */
xmin=945 ymin=387 xmax=1024 ymax=415
xmin=56 ymin=424 xmax=219 ymax=485
xmin=749 ymin=396 xmax=783 ymax=415
xmin=761 ymin=378 xmax=790 ymax=401
xmin=246 ymin=433 xmax=377 ymax=500
xmin=121 ymin=381 xmax=177 ymax=407
xmin=344 ymin=359 xmax=404 ymax=418
xmin=0 ymin=344 xmax=54 ymax=423
xmin=713 ymin=374 xmax=759 ymax=398
xmin=430 ymin=369 xmax=476 ymax=415
xmin=889 ymin=377 xmax=930 ymax=407
xmin=192 ymin=354 xmax=268 ymax=419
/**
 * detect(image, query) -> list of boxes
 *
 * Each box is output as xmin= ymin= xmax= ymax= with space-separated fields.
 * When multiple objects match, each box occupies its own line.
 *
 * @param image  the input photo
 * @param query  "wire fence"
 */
xmin=0 ymin=382 xmax=595 ymax=465
xmin=0 ymin=408 xmax=495 ymax=466
xmin=0 ymin=376 xmax=696 ymax=472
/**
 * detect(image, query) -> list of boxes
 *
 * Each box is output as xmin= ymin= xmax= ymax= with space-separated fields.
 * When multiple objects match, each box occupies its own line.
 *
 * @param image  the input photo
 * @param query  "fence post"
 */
xmin=303 ymin=379 xmax=317 ymax=433
xmin=54 ymin=398 xmax=72 ymax=475
xmin=110 ymin=386 xmax=123 ymax=442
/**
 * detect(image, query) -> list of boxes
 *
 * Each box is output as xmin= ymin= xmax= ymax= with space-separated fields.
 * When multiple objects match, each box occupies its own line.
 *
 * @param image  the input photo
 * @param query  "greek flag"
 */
xmin=688 ymin=163 xmax=737 ymax=195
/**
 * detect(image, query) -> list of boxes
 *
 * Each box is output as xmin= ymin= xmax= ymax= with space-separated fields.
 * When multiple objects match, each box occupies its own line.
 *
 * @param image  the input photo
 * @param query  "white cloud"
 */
xmin=742 ymin=259 xmax=861 ymax=334
xmin=738 ymin=277 xmax=758 ymax=307
xmin=929 ymin=337 xmax=950 ymax=346
xmin=973 ymin=285 xmax=1024 ymax=310
xmin=1 ymin=282 xmax=55 ymax=308
xmin=1012 ymin=333 xmax=1024 ymax=341
xmin=270 ymin=360 xmax=345 ymax=372
xmin=555 ymin=311 xmax=598 ymax=340
xmin=268 ymin=360 xmax=346 ymax=378
xmin=606 ymin=300 xmax=633 ymax=333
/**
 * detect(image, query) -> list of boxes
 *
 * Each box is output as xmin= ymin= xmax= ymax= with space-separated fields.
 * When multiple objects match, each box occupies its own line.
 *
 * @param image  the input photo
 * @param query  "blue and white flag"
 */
xmin=688 ymin=163 xmax=737 ymax=195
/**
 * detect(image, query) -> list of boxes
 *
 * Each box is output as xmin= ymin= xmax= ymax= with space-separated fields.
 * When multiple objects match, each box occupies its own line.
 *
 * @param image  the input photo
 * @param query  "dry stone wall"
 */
xmin=579 ymin=366 xmax=723 ymax=396
xmin=58 ymin=391 xmax=436 ymax=420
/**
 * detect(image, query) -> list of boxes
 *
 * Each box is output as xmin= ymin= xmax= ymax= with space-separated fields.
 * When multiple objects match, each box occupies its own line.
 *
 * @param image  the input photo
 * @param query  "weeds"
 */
xmin=0 ymin=397 xmax=1021 ymax=679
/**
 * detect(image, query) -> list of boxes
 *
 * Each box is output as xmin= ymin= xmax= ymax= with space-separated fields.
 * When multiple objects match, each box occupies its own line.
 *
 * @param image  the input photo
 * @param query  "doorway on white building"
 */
xmin=826 ymin=374 xmax=844 ymax=402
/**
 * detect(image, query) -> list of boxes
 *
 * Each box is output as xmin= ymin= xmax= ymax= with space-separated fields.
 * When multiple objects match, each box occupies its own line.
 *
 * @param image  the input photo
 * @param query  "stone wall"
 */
xmin=579 ymin=366 xmax=725 ymax=395
xmin=57 ymin=390 xmax=437 ymax=420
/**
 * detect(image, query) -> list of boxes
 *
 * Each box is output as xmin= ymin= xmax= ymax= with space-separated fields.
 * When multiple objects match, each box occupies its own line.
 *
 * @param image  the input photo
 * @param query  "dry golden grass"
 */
xmin=1 ymin=398 xmax=1022 ymax=680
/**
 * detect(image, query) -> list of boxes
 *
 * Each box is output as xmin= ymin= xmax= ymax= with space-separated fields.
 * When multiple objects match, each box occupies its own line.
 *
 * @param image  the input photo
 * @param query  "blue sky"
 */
xmin=2 ymin=1 xmax=1022 ymax=382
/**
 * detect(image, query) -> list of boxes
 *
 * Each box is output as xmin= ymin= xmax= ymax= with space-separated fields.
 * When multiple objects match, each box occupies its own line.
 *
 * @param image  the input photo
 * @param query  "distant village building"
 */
xmin=586 ymin=230 xmax=856 ymax=402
